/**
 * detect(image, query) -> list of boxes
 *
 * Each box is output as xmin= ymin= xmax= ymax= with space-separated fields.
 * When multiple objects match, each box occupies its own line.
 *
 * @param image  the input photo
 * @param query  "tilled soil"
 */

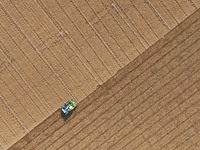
xmin=0 ymin=0 xmax=199 ymax=149
xmin=9 ymin=8 xmax=200 ymax=150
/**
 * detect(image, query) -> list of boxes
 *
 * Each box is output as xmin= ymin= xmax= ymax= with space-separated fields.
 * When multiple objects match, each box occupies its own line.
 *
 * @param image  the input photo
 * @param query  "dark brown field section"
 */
xmin=9 ymin=8 xmax=200 ymax=150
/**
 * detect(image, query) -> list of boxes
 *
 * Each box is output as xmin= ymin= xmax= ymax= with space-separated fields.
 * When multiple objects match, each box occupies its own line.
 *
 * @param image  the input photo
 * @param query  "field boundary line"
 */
xmin=175 ymin=0 xmax=188 ymax=17
xmin=0 ymin=141 xmax=6 ymax=150
xmin=0 ymin=2 xmax=79 ymax=104
xmin=0 ymin=40 xmax=51 ymax=116
xmin=0 ymin=95 xmax=29 ymax=133
xmin=0 ymin=76 xmax=37 ymax=125
xmin=174 ymin=127 xmax=200 ymax=150
xmin=71 ymin=0 xmax=124 ymax=69
xmin=99 ymin=0 xmax=146 ymax=55
xmin=159 ymin=0 xmax=179 ymax=24
xmin=0 ymin=133 xmax=8 ymax=149
xmin=9 ymin=0 xmax=89 ymax=98
xmin=0 ymin=47 xmax=51 ymax=115
xmin=129 ymin=0 xmax=159 ymax=38
xmin=187 ymin=137 xmax=200 ymax=149
xmin=113 ymin=0 xmax=150 ymax=47
xmin=146 ymin=99 xmax=200 ymax=150
xmin=35 ymin=0 xmax=102 ymax=85
xmin=110 ymin=1 xmax=147 ymax=50
xmin=0 ymin=117 xmax=18 ymax=140
xmin=146 ymin=0 xmax=171 ymax=30
xmin=161 ymin=110 xmax=200 ymax=149
xmin=0 ymin=33 xmax=58 ymax=111
xmin=84 ymin=0 xmax=131 ymax=63
xmin=187 ymin=0 xmax=198 ymax=10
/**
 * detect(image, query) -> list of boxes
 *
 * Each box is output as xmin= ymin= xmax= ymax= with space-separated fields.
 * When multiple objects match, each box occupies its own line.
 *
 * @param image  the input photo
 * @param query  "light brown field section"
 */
xmin=8 ymin=8 xmax=200 ymax=150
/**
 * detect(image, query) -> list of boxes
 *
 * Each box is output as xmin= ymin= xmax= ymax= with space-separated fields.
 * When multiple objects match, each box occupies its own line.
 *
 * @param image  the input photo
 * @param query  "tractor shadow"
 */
xmin=61 ymin=110 xmax=72 ymax=121
xmin=60 ymin=107 xmax=77 ymax=121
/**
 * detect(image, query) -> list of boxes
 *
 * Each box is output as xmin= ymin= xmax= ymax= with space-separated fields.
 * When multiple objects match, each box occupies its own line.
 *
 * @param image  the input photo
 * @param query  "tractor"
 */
xmin=61 ymin=99 xmax=77 ymax=115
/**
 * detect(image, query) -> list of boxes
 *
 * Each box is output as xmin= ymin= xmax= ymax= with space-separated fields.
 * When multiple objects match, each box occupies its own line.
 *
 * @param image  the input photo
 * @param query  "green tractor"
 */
xmin=61 ymin=99 xmax=77 ymax=115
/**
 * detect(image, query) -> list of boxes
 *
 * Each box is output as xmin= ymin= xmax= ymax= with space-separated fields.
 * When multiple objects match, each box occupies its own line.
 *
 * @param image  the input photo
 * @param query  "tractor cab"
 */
xmin=61 ymin=99 xmax=77 ymax=115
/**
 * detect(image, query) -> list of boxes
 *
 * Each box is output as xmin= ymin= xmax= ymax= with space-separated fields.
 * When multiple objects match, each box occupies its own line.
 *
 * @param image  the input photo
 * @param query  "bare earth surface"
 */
xmin=8 ymin=8 xmax=200 ymax=150
xmin=0 ymin=0 xmax=200 ymax=149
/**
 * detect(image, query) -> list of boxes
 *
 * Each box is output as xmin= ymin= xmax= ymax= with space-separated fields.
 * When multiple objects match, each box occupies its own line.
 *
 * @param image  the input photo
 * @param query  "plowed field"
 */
xmin=0 ymin=0 xmax=200 ymax=149
xmin=9 ymin=8 xmax=200 ymax=150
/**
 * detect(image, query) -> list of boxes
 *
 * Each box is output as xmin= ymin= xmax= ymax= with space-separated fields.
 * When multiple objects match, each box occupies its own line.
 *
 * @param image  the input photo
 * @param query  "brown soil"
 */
xmin=8 ymin=8 xmax=200 ymax=150
xmin=0 ymin=0 xmax=199 ymax=149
